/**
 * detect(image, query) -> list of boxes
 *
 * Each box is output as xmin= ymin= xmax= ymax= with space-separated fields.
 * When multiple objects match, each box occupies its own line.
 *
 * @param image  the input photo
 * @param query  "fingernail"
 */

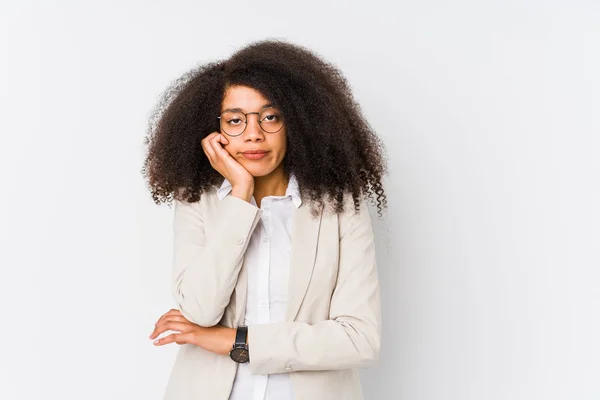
xmin=153 ymin=340 xmax=159 ymax=345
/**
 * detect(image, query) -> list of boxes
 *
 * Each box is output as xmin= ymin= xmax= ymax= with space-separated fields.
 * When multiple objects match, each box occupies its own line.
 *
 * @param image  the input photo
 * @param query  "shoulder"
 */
xmin=173 ymin=185 xmax=221 ymax=216
xmin=325 ymin=192 xmax=373 ymax=238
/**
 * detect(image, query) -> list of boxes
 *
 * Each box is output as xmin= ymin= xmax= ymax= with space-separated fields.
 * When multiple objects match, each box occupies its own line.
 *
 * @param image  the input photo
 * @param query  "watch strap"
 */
xmin=235 ymin=326 xmax=248 ymax=346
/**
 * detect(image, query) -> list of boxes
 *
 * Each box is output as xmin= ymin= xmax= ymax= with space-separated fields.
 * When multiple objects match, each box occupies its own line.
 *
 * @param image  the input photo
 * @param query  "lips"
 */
xmin=242 ymin=150 xmax=268 ymax=154
xmin=241 ymin=150 xmax=269 ymax=160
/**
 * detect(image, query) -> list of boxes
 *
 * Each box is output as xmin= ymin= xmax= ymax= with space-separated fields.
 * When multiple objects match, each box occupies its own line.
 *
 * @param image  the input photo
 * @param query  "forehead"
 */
xmin=221 ymin=85 xmax=272 ymax=112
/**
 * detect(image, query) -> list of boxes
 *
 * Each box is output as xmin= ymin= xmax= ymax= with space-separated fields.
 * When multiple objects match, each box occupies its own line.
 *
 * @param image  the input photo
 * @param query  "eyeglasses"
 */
xmin=217 ymin=107 xmax=284 ymax=137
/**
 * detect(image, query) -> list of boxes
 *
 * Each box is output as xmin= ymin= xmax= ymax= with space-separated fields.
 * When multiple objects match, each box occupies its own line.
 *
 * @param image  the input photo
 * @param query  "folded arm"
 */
xmin=171 ymin=194 xmax=262 ymax=327
xmin=247 ymin=200 xmax=382 ymax=374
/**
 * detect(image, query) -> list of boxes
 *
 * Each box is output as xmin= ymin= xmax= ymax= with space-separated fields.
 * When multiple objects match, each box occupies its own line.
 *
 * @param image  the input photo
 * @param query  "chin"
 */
xmin=247 ymin=168 xmax=274 ymax=178
xmin=243 ymin=164 xmax=276 ymax=178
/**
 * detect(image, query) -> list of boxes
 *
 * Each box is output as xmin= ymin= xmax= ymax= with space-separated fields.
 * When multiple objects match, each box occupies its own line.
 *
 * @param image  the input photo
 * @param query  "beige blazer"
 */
xmin=162 ymin=185 xmax=382 ymax=400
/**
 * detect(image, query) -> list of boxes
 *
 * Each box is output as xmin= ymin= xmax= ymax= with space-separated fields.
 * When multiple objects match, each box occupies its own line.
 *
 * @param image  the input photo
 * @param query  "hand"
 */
xmin=149 ymin=309 xmax=236 ymax=356
xmin=201 ymin=132 xmax=254 ymax=191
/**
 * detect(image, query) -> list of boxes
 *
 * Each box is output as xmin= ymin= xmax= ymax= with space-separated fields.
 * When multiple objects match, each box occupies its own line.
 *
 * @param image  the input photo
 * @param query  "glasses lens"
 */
xmin=220 ymin=111 xmax=246 ymax=136
xmin=259 ymin=108 xmax=284 ymax=133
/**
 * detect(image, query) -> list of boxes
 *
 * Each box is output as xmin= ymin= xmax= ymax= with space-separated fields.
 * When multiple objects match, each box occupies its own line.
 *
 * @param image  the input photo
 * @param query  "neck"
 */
xmin=253 ymin=165 xmax=288 ymax=203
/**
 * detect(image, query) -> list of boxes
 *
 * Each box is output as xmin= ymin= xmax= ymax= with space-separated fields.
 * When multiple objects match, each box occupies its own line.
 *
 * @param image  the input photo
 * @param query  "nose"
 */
xmin=243 ymin=114 xmax=265 ymax=142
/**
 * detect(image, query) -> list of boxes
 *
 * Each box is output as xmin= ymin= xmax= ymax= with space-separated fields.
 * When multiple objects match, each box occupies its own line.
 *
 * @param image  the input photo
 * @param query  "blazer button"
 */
xmin=236 ymin=238 xmax=244 ymax=245
xmin=284 ymin=364 xmax=292 ymax=372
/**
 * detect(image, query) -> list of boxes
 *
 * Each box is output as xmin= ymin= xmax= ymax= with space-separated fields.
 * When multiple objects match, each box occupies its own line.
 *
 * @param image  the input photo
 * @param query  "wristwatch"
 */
xmin=229 ymin=326 xmax=250 ymax=363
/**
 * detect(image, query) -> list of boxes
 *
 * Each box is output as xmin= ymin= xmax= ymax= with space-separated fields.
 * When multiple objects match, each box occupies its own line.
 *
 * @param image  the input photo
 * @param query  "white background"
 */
xmin=1 ymin=1 xmax=598 ymax=399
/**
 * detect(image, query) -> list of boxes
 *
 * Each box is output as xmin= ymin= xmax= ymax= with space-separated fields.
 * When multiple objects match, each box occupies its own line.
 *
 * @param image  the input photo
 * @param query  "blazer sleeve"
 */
xmin=247 ymin=199 xmax=382 ymax=374
xmin=171 ymin=194 xmax=262 ymax=327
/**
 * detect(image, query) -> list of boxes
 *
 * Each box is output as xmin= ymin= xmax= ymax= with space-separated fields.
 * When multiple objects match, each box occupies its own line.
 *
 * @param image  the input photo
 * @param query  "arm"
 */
xmin=247 ymin=200 xmax=382 ymax=374
xmin=172 ymin=194 xmax=262 ymax=327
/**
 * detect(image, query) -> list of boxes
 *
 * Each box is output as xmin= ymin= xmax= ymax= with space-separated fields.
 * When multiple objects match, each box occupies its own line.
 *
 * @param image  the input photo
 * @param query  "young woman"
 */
xmin=142 ymin=39 xmax=388 ymax=400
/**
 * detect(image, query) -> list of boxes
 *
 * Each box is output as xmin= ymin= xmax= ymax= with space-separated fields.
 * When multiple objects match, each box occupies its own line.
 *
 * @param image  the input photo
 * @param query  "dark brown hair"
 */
xmin=142 ymin=39 xmax=388 ymax=216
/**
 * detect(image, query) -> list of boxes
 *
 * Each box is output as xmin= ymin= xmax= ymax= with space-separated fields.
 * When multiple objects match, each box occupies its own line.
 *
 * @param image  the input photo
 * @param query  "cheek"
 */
xmin=275 ymin=133 xmax=287 ymax=157
xmin=223 ymin=145 xmax=236 ymax=158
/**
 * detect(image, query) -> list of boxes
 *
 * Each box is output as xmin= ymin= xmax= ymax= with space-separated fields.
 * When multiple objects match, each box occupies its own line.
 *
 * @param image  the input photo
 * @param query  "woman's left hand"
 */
xmin=149 ymin=309 xmax=235 ymax=356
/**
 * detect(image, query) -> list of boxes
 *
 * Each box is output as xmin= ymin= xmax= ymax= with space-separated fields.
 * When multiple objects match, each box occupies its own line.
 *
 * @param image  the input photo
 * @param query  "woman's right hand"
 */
xmin=201 ymin=132 xmax=254 ymax=199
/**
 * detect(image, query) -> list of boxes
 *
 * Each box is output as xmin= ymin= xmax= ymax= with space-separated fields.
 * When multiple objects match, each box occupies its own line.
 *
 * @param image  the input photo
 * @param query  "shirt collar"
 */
xmin=216 ymin=173 xmax=302 ymax=208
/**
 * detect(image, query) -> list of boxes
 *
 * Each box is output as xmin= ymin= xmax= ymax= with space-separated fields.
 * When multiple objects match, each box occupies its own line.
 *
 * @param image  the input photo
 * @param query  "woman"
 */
xmin=142 ymin=39 xmax=388 ymax=400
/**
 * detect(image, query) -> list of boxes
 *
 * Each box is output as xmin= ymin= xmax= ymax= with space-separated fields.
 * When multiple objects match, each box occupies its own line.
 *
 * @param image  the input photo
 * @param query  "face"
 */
xmin=219 ymin=85 xmax=287 ymax=178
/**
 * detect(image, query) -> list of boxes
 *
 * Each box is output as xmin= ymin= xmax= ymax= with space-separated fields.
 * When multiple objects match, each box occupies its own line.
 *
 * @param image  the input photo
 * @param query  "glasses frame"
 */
xmin=217 ymin=108 xmax=285 ymax=137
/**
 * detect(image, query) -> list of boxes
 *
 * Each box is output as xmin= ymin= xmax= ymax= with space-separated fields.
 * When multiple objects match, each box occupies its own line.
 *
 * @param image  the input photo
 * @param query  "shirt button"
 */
xmin=236 ymin=238 xmax=244 ymax=245
xmin=264 ymin=207 xmax=270 ymax=212
xmin=262 ymin=237 xmax=268 ymax=244
xmin=284 ymin=364 xmax=292 ymax=372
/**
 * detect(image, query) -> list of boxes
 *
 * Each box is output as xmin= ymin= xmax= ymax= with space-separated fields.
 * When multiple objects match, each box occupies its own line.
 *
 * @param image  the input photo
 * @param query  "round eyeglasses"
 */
xmin=217 ymin=107 xmax=284 ymax=137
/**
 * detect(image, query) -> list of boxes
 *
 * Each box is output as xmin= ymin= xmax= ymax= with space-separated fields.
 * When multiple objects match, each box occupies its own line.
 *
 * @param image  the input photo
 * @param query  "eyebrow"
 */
xmin=221 ymin=103 xmax=275 ymax=113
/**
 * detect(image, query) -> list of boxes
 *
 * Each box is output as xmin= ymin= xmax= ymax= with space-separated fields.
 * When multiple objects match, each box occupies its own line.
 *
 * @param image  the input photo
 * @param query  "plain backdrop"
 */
xmin=0 ymin=1 xmax=598 ymax=399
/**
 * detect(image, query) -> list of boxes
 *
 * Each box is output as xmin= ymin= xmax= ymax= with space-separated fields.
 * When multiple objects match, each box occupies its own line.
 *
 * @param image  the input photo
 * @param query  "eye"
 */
xmin=262 ymin=114 xmax=279 ymax=122
xmin=227 ymin=118 xmax=243 ymax=125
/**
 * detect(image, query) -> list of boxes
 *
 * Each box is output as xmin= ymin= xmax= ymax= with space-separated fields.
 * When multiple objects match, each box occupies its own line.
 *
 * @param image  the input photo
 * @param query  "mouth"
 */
xmin=241 ymin=150 xmax=269 ymax=160
xmin=242 ymin=150 xmax=269 ymax=154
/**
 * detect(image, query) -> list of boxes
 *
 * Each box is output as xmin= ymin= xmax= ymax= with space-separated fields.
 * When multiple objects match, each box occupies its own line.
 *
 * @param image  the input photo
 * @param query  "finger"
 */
xmin=150 ymin=321 xmax=190 ymax=340
xmin=149 ymin=319 xmax=181 ymax=339
xmin=163 ymin=314 xmax=188 ymax=322
xmin=202 ymin=132 xmax=218 ymax=148
xmin=203 ymin=132 xmax=218 ymax=141
xmin=202 ymin=136 xmax=217 ymax=163
xmin=209 ymin=134 xmax=232 ymax=159
xmin=157 ymin=315 xmax=190 ymax=329
xmin=149 ymin=322 xmax=169 ymax=339
xmin=156 ymin=309 xmax=182 ymax=325
xmin=162 ymin=321 xmax=191 ymax=333
xmin=203 ymin=132 xmax=219 ymax=144
xmin=153 ymin=333 xmax=180 ymax=346
xmin=209 ymin=132 xmax=226 ymax=147
xmin=153 ymin=332 xmax=195 ymax=346
xmin=149 ymin=309 xmax=185 ymax=338
xmin=216 ymin=133 xmax=229 ymax=146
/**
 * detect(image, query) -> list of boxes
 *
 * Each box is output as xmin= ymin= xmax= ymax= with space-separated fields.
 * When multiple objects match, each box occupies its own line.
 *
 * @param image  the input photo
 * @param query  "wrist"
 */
xmin=229 ymin=326 xmax=250 ymax=363
xmin=231 ymin=185 xmax=254 ymax=203
xmin=222 ymin=327 xmax=235 ymax=355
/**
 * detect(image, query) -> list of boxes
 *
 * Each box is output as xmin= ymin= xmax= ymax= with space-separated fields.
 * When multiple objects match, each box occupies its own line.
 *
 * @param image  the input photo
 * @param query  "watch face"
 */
xmin=230 ymin=347 xmax=249 ymax=363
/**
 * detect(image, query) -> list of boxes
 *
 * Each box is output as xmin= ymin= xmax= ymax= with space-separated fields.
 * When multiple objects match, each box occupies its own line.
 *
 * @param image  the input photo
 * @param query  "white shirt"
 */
xmin=218 ymin=174 xmax=301 ymax=400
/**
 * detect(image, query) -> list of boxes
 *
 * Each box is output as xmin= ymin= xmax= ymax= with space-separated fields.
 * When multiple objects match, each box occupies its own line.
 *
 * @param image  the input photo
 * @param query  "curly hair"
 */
xmin=142 ymin=39 xmax=388 ymax=217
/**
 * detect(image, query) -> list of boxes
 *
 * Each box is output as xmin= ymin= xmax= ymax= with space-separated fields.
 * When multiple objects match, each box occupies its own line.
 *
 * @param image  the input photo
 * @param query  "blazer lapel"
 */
xmin=233 ymin=202 xmax=323 ymax=325
xmin=285 ymin=202 xmax=323 ymax=322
